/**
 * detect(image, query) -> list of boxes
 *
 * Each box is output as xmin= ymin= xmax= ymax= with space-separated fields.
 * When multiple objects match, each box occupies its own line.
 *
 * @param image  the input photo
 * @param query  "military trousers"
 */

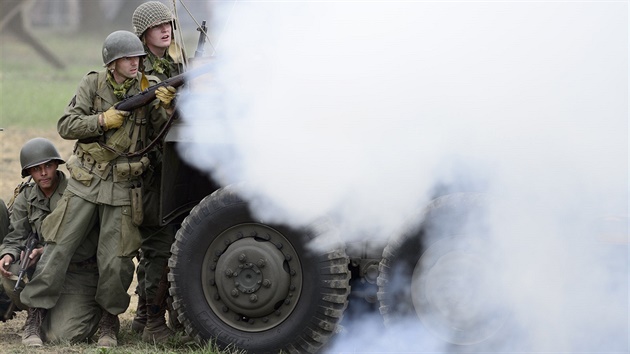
xmin=42 ymin=263 xmax=101 ymax=343
xmin=136 ymin=224 xmax=176 ymax=300
xmin=2 ymin=261 xmax=100 ymax=343
xmin=20 ymin=193 xmax=136 ymax=315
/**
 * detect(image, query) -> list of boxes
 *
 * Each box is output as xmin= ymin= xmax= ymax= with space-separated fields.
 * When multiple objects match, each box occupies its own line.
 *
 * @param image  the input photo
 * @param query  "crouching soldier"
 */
xmin=0 ymin=138 xmax=101 ymax=346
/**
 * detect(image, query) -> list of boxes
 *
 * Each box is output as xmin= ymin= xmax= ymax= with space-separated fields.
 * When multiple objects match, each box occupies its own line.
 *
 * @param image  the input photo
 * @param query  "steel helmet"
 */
xmin=20 ymin=138 xmax=65 ymax=178
xmin=132 ymin=1 xmax=174 ymax=37
xmin=102 ymin=30 xmax=147 ymax=66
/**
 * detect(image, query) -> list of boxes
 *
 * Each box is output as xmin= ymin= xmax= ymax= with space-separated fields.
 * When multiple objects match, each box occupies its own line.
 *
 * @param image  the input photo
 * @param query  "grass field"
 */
xmin=0 ymin=29 xmax=112 ymax=201
xmin=0 ymin=26 xmax=236 ymax=354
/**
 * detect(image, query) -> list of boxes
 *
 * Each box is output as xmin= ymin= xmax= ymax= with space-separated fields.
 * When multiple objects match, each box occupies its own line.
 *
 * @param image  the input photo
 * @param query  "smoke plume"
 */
xmin=180 ymin=1 xmax=627 ymax=352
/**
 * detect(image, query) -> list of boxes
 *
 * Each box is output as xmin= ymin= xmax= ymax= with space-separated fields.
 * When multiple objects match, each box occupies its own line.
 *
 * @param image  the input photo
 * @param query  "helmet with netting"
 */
xmin=132 ymin=1 xmax=174 ymax=37
xmin=102 ymin=30 xmax=146 ymax=66
xmin=20 ymin=138 xmax=65 ymax=177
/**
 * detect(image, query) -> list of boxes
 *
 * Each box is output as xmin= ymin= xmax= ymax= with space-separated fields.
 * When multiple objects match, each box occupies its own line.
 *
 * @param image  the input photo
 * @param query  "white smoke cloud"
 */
xmin=180 ymin=1 xmax=627 ymax=352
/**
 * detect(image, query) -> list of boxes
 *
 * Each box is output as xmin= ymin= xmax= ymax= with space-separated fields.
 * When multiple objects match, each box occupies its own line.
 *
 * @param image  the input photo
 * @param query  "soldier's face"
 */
xmin=145 ymin=23 xmax=172 ymax=54
xmin=113 ymin=56 xmax=141 ymax=81
xmin=29 ymin=161 xmax=59 ymax=193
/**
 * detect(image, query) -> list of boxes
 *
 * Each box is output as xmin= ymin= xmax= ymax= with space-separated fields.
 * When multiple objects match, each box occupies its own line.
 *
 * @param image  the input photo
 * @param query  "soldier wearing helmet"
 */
xmin=0 ymin=138 xmax=101 ymax=346
xmin=18 ymin=137 xmax=66 ymax=179
xmin=130 ymin=1 xmax=183 ymax=344
xmin=19 ymin=30 xmax=177 ymax=348
xmin=133 ymin=1 xmax=185 ymax=81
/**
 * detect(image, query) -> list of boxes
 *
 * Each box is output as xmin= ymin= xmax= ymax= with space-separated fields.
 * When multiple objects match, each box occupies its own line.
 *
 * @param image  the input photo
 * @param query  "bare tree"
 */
xmin=0 ymin=0 xmax=65 ymax=68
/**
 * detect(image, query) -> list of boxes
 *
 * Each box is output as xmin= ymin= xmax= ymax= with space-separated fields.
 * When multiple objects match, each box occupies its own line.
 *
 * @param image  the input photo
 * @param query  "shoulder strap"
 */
xmin=6 ymin=177 xmax=32 ymax=216
xmin=93 ymin=71 xmax=107 ymax=112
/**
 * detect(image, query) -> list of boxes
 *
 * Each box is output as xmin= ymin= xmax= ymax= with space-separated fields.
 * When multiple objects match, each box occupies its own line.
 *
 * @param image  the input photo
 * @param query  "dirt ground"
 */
xmin=0 ymin=127 xmax=75 ymax=202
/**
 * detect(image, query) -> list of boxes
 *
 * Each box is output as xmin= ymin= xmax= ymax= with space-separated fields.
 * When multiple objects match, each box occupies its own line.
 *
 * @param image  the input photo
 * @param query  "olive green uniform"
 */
xmin=0 ymin=173 xmax=70 ymax=260
xmin=42 ymin=262 xmax=100 ymax=343
xmin=135 ymin=52 xmax=181 ymax=302
xmin=0 ymin=199 xmax=8 ymax=243
xmin=0 ymin=199 xmax=9 ymax=319
xmin=0 ymin=198 xmax=12 ymax=320
xmin=20 ymin=71 xmax=168 ymax=316
xmin=0 ymin=172 xmax=101 ymax=342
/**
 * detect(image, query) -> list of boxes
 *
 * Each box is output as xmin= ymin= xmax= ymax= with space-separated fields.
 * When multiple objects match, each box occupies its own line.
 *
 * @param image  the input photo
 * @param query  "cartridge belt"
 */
xmin=73 ymin=145 xmax=150 ymax=182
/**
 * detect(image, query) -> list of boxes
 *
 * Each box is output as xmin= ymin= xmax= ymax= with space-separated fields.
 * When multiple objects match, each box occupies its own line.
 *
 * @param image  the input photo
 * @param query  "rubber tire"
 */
xmin=377 ymin=193 xmax=505 ymax=346
xmin=169 ymin=185 xmax=350 ymax=353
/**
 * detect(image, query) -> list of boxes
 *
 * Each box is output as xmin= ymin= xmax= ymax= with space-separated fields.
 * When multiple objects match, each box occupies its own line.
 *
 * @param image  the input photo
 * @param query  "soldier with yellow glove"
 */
xmin=20 ymin=30 xmax=176 ymax=348
xmin=99 ymin=107 xmax=130 ymax=131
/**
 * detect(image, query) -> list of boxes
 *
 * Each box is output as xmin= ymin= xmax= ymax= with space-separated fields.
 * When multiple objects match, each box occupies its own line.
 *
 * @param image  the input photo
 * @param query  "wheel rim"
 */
xmin=201 ymin=223 xmax=303 ymax=332
xmin=411 ymin=237 xmax=507 ymax=345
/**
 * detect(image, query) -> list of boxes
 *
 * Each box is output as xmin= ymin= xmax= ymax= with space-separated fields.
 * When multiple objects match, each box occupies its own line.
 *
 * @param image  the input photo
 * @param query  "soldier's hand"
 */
xmin=0 ymin=254 xmax=14 ymax=278
xmin=29 ymin=247 xmax=44 ymax=267
xmin=100 ymin=107 xmax=130 ymax=131
xmin=156 ymin=85 xmax=177 ymax=109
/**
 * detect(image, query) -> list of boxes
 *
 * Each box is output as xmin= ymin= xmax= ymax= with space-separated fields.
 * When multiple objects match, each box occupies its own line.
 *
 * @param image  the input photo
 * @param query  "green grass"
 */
xmin=0 ymin=29 xmax=199 ymax=130
xmin=0 ymin=31 xmax=102 ymax=129
xmin=0 ymin=313 xmax=241 ymax=354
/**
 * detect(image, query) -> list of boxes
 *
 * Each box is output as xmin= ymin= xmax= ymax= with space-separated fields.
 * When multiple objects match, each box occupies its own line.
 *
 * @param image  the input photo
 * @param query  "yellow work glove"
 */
xmin=155 ymin=85 xmax=177 ymax=109
xmin=100 ymin=107 xmax=130 ymax=131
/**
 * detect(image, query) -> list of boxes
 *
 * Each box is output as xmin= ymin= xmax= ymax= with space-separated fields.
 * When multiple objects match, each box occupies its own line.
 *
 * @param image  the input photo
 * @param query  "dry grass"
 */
xmin=0 ymin=128 xmax=73 ymax=202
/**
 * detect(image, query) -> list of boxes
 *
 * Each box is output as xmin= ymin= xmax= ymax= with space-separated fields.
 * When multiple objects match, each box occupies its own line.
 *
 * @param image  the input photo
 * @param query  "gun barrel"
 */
xmin=13 ymin=272 xmax=25 ymax=292
xmin=114 ymin=63 xmax=212 ymax=112
xmin=13 ymin=232 xmax=38 ymax=292
xmin=195 ymin=20 xmax=207 ymax=58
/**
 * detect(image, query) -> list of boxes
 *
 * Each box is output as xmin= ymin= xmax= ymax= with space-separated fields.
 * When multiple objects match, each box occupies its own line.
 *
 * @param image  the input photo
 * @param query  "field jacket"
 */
xmin=58 ymin=70 xmax=168 ymax=206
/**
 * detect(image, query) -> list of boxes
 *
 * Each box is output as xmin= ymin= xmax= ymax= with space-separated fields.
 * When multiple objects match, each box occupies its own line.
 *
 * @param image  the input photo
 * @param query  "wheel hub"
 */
xmin=216 ymin=239 xmax=291 ymax=317
xmin=202 ymin=224 xmax=302 ymax=332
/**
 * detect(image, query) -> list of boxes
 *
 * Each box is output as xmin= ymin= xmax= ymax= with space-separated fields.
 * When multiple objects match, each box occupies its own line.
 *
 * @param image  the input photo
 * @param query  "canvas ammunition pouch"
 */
xmin=103 ymin=155 xmax=150 ymax=226
xmin=69 ymin=143 xmax=151 ymax=189
xmin=112 ymin=156 xmax=150 ymax=183
xmin=121 ymin=205 xmax=142 ymax=256
xmin=130 ymin=184 xmax=144 ymax=226
xmin=66 ymin=154 xmax=96 ymax=187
